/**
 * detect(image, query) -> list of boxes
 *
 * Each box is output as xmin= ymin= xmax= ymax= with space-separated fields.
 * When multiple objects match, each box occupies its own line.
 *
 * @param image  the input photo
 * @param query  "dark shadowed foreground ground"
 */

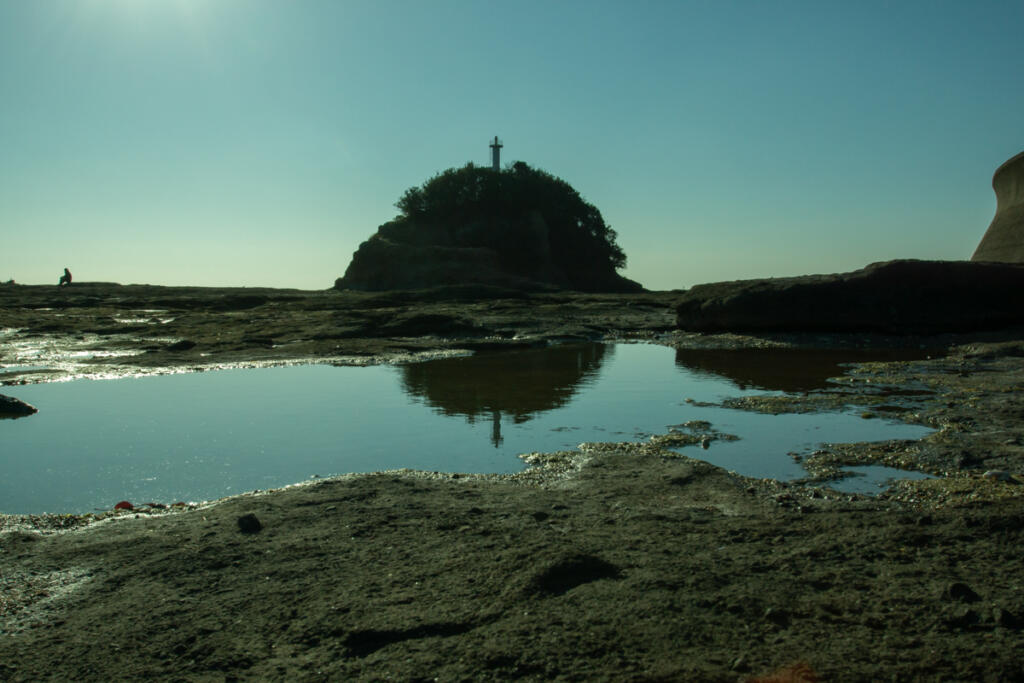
xmin=2 ymin=284 xmax=1023 ymax=681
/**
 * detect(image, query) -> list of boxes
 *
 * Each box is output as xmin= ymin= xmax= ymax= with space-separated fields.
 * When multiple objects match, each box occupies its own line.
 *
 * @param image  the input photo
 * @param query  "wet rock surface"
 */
xmin=2 ymin=452 xmax=1022 ymax=681
xmin=0 ymin=283 xmax=678 ymax=383
xmin=1 ymin=283 xmax=1024 ymax=680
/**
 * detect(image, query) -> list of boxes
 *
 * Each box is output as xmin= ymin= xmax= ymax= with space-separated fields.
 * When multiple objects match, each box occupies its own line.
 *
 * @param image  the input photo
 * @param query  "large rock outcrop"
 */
xmin=337 ymin=215 xmax=641 ymax=293
xmin=973 ymin=150 xmax=1024 ymax=263
xmin=335 ymin=162 xmax=643 ymax=293
xmin=675 ymin=260 xmax=1024 ymax=334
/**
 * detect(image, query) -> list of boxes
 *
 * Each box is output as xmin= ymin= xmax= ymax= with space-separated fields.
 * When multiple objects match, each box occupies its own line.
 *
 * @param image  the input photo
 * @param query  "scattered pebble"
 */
xmin=943 ymin=581 xmax=980 ymax=603
xmin=237 ymin=513 xmax=262 ymax=534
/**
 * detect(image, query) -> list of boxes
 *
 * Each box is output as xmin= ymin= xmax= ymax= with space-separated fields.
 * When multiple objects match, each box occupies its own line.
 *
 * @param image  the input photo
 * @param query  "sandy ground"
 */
xmin=1 ymin=283 xmax=1023 ymax=681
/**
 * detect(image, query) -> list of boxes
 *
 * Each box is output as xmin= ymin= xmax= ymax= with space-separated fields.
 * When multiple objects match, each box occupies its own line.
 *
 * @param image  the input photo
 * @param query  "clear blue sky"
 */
xmin=2 ymin=0 xmax=1021 ymax=290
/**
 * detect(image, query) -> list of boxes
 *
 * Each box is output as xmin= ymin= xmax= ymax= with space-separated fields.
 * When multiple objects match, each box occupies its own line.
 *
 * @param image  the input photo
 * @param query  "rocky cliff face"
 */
xmin=675 ymin=260 xmax=1024 ymax=334
xmin=973 ymin=150 xmax=1024 ymax=263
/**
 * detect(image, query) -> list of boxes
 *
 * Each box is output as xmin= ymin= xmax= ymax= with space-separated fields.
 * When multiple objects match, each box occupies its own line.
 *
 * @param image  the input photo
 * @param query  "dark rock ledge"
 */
xmin=0 ymin=394 xmax=38 ymax=418
xmin=675 ymin=259 xmax=1024 ymax=334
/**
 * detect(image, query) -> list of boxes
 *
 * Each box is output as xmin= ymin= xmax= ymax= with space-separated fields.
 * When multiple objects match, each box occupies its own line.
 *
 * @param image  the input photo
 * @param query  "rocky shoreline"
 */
xmin=2 ymin=283 xmax=1023 ymax=680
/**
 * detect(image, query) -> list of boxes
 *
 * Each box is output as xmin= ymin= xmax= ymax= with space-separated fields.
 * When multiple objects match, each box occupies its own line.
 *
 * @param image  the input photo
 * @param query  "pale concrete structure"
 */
xmin=972 ymin=150 xmax=1024 ymax=263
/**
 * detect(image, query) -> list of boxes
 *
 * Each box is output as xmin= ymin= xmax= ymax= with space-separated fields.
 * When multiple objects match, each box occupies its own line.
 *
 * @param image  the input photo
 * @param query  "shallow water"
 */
xmin=0 ymin=343 xmax=932 ymax=514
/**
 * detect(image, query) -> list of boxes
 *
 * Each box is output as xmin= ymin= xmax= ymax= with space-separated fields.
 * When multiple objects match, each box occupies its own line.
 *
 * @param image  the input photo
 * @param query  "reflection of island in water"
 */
xmin=398 ymin=344 xmax=611 ymax=447
xmin=674 ymin=347 xmax=934 ymax=393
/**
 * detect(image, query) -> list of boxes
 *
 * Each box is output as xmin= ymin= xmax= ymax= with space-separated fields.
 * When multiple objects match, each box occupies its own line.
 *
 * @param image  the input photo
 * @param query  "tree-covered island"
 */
xmin=335 ymin=162 xmax=642 ymax=292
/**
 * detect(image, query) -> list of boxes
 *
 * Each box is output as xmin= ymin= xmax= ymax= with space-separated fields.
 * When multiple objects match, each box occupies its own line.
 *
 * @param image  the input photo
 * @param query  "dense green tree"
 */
xmin=393 ymin=162 xmax=627 ymax=279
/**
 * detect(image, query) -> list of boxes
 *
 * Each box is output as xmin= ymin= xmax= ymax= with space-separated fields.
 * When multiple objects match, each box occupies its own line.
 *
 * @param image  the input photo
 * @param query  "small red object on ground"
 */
xmin=113 ymin=501 xmax=133 ymax=510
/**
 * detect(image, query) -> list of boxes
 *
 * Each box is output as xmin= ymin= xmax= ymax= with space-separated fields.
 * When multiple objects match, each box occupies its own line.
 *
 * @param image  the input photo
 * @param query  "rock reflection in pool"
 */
xmin=674 ymin=347 xmax=937 ymax=393
xmin=398 ymin=344 xmax=610 ymax=446
xmin=1 ymin=343 xmax=933 ymax=515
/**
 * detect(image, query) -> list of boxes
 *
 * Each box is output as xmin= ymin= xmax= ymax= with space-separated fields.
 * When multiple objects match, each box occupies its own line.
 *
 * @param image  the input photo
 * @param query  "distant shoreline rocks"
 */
xmin=675 ymin=259 xmax=1024 ymax=334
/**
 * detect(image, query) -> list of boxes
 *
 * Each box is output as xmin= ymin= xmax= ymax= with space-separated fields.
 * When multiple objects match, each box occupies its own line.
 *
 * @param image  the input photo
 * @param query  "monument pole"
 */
xmin=489 ymin=136 xmax=503 ymax=171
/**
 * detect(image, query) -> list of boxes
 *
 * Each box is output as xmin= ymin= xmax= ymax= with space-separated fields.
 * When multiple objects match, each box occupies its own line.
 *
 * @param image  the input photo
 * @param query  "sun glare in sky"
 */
xmin=1 ymin=1 xmax=1021 ymax=289
xmin=82 ymin=0 xmax=213 ymax=28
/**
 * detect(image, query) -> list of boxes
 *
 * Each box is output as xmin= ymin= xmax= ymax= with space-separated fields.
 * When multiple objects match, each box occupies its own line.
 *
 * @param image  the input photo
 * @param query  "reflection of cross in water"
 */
xmin=490 ymin=408 xmax=503 ymax=448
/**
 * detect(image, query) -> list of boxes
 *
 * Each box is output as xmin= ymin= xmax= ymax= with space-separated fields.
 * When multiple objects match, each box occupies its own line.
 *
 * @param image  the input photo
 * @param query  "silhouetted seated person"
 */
xmin=58 ymin=268 xmax=72 ymax=287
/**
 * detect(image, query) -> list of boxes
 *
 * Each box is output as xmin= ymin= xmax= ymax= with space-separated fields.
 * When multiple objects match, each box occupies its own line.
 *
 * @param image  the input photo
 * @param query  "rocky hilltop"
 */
xmin=335 ymin=162 xmax=643 ymax=293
